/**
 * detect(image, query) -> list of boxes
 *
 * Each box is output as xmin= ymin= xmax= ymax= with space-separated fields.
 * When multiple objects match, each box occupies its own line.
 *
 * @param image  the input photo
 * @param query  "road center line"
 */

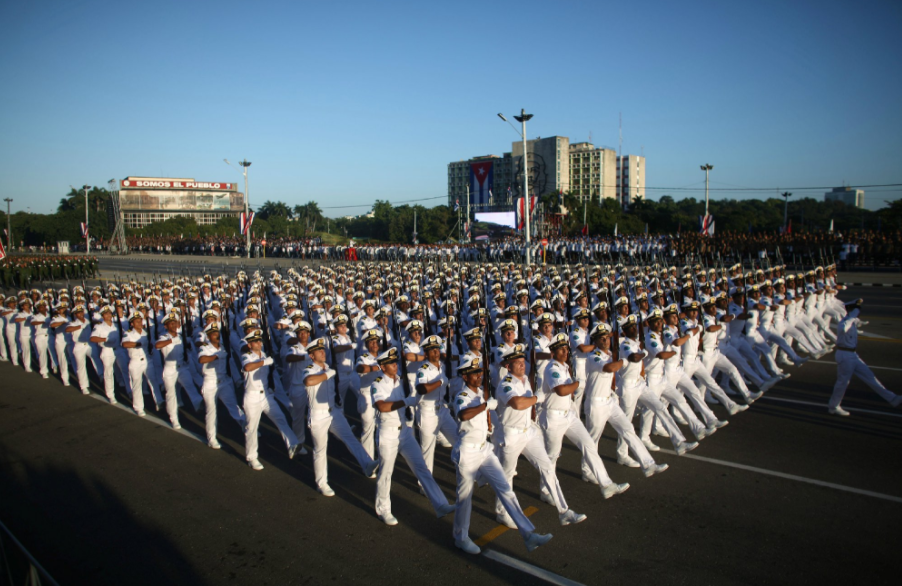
xmin=658 ymin=449 xmax=902 ymax=504
xmin=474 ymin=505 xmax=538 ymax=546
xmin=811 ymin=360 xmax=902 ymax=372
xmin=482 ymin=550 xmax=586 ymax=586
xmin=756 ymin=395 xmax=902 ymax=418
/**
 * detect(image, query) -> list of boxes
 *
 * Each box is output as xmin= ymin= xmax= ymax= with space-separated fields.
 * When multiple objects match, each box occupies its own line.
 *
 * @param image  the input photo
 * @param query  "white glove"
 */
xmin=325 ymin=368 xmax=336 ymax=380
xmin=263 ymin=357 xmax=274 ymax=366
xmin=486 ymin=398 xmax=498 ymax=411
xmin=404 ymin=395 xmax=421 ymax=407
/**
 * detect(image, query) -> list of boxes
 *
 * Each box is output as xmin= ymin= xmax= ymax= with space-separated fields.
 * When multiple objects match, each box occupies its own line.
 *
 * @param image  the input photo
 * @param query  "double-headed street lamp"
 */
xmin=70 ymin=184 xmax=91 ymax=253
xmin=700 ymin=164 xmax=714 ymax=217
xmin=225 ymin=159 xmax=252 ymax=258
xmin=781 ymin=191 xmax=792 ymax=232
xmin=498 ymin=109 xmax=533 ymax=269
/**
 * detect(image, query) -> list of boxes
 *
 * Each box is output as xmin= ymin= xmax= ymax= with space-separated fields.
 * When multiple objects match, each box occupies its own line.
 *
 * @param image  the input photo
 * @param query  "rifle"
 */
xmin=329 ymin=331 xmax=343 ymax=407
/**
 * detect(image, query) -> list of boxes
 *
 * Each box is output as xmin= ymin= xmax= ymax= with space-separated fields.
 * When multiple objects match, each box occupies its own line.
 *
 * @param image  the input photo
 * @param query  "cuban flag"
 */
xmin=0 ymin=239 xmax=6 ymax=261
xmin=516 ymin=196 xmax=537 ymax=231
xmin=453 ymin=199 xmax=460 ymax=212
xmin=80 ymin=222 xmax=89 ymax=238
xmin=699 ymin=214 xmax=715 ymax=237
xmin=240 ymin=211 xmax=255 ymax=235
xmin=469 ymin=161 xmax=493 ymax=206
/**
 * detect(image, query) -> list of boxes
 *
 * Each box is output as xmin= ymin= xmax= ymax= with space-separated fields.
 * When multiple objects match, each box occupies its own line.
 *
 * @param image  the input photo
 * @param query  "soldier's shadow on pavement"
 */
xmin=0 ymin=443 xmax=209 ymax=586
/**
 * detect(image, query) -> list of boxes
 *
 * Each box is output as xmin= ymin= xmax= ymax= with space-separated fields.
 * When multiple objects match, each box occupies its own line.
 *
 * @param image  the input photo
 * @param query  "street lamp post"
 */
xmin=781 ymin=191 xmax=792 ymax=232
xmin=499 ymin=109 xmax=533 ymax=270
xmin=83 ymin=185 xmax=91 ymax=254
xmin=3 ymin=198 xmax=11 ymax=253
xmin=700 ymin=164 xmax=714 ymax=217
xmin=225 ymin=159 xmax=252 ymax=258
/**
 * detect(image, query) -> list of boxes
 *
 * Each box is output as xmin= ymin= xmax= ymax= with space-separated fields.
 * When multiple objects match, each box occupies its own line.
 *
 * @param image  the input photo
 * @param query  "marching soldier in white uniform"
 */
xmin=65 ymin=304 xmax=93 ymax=395
xmin=582 ymin=323 xmax=669 ymax=478
xmin=493 ymin=343 xmax=587 ymax=529
xmin=414 ymin=335 xmax=460 ymax=473
xmin=541 ymin=333 xmax=630 ymax=499
xmin=371 ymin=347 xmax=456 ymax=526
xmin=30 ymin=300 xmax=52 ymax=379
xmin=89 ymin=305 xmax=120 ymax=404
xmin=121 ymin=313 xmax=163 ymax=416
xmin=303 ymin=337 xmax=378 ymax=496
xmin=197 ymin=323 xmax=246 ymax=448
xmin=828 ymin=300 xmax=902 ymax=415
xmin=155 ymin=313 xmax=203 ymax=429
xmin=241 ymin=330 xmax=301 ymax=471
xmin=354 ymin=330 xmax=383 ymax=460
xmin=452 ymin=354 xmax=553 ymax=555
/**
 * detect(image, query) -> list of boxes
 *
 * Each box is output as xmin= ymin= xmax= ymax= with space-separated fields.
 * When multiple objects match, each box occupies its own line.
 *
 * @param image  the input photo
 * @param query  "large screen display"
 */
xmin=475 ymin=211 xmax=517 ymax=229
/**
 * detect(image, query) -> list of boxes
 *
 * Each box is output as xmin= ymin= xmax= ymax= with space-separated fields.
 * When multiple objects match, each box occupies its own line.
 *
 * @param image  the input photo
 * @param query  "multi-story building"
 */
xmin=825 ymin=186 xmax=865 ymax=208
xmin=568 ymin=142 xmax=618 ymax=202
xmin=117 ymin=177 xmax=244 ymax=228
xmin=449 ymin=136 xmax=644 ymax=210
xmin=617 ymin=155 xmax=646 ymax=206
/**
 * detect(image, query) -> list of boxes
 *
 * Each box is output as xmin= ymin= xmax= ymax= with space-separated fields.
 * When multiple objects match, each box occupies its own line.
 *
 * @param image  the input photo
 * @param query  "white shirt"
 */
xmin=542 ymin=360 xmax=574 ymax=411
xmin=241 ymin=350 xmax=271 ymax=396
xmin=371 ymin=373 xmax=406 ymax=425
xmin=304 ymin=362 xmax=337 ymax=410
xmin=495 ymin=373 xmax=533 ymax=430
xmin=453 ymin=385 xmax=489 ymax=444
xmin=123 ymin=328 xmax=150 ymax=361
xmin=200 ymin=342 xmax=229 ymax=381
xmin=91 ymin=321 xmax=119 ymax=351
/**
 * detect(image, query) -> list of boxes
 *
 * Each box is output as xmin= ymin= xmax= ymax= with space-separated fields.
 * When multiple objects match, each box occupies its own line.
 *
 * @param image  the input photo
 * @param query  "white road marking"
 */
xmin=858 ymin=332 xmax=892 ymax=339
xmin=482 ymin=550 xmax=586 ymax=586
xmin=659 ymin=449 xmax=902 ymax=504
xmin=811 ymin=360 xmax=902 ymax=372
xmin=756 ymin=395 xmax=902 ymax=418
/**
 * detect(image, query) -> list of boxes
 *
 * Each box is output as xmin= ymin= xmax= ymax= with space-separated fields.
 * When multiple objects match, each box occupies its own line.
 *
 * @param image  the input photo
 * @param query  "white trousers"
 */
xmin=33 ymin=334 xmax=50 ymax=376
xmin=669 ymin=371 xmax=720 ymax=427
xmin=162 ymin=365 xmax=202 ymax=426
xmin=616 ymin=380 xmax=685 ymax=459
xmin=584 ymin=393 xmax=655 ymax=474
xmin=453 ymin=441 xmax=534 ymax=542
xmin=243 ymin=392 xmax=297 ymax=462
xmin=720 ymin=343 xmax=766 ymax=387
xmin=495 ymin=424 xmax=568 ymax=515
xmin=355 ymin=387 xmax=376 ymax=459
xmin=5 ymin=325 xmax=18 ymax=366
xmin=376 ymin=423 xmax=449 ymax=518
xmin=128 ymin=357 xmax=163 ymax=413
xmin=540 ymin=408 xmax=613 ymax=489
xmin=830 ymin=350 xmax=897 ymax=408
xmin=686 ymin=356 xmax=738 ymax=410
xmin=18 ymin=334 xmax=32 ymax=372
xmin=644 ymin=374 xmax=706 ymax=440
xmin=55 ymin=336 xmax=69 ymax=385
xmin=702 ymin=351 xmax=753 ymax=401
xmin=99 ymin=348 xmax=116 ymax=401
xmin=310 ymin=408 xmax=373 ymax=490
xmin=287 ymin=383 xmax=308 ymax=444
xmin=201 ymin=377 xmax=245 ymax=443
xmin=417 ymin=403 xmax=459 ymax=473
xmin=72 ymin=342 xmax=91 ymax=392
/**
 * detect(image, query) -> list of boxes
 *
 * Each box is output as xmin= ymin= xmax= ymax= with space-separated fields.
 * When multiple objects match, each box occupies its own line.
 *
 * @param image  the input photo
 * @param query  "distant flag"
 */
xmin=489 ymin=189 xmax=493 ymax=206
xmin=581 ymin=223 xmax=588 ymax=236
xmin=699 ymin=214 xmax=715 ymax=237
xmin=240 ymin=211 xmax=255 ymax=235
xmin=828 ymin=219 xmax=834 ymax=233
xmin=453 ymin=199 xmax=460 ymax=212
xmin=0 ymin=239 xmax=6 ymax=261
xmin=80 ymin=222 xmax=89 ymax=238
xmin=613 ymin=223 xmax=618 ymax=237
xmin=515 ymin=196 xmax=537 ymax=231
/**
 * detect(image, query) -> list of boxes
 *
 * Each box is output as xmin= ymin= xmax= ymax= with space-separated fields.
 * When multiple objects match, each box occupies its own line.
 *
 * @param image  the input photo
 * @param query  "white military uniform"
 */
xmin=371 ymin=373 xmax=451 ymax=520
xmin=158 ymin=330 xmax=203 ymax=427
xmin=30 ymin=311 xmax=51 ymax=378
xmin=642 ymin=330 xmax=706 ymax=443
xmin=50 ymin=313 xmax=70 ymax=385
xmin=414 ymin=360 xmax=459 ymax=472
xmin=353 ymin=352 xmax=380 ymax=458
xmin=91 ymin=320 xmax=120 ymax=403
xmin=241 ymin=350 xmax=299 ymax=463
xmin=582 ymin=347 xmax=657 ymax=477
xmin=540 ymin=359 xmax=616 ymax=492
xmin=198 ymin=341 xmax=246 ymax=444
xmin=569 ymin=325 xmax=591 ymax=414
xmin=122 ymin=327 xmax=163 ymax=414
xmin=494 ymin=372 xmax=570 ymax=517
xmin=69 ymin=316 xmax=93 ymax=393
xmin=829 ymin=308 xmax=901 ymax=410
xmin=284 ymin=342 xmax=311 ymax=446
xmin=453 ymin=383 xmax=536 ymax=544
xmin=304 ymin=361 xmax=375 ymax=492
xmin=16 ymin=309 xmax=33 ymax=372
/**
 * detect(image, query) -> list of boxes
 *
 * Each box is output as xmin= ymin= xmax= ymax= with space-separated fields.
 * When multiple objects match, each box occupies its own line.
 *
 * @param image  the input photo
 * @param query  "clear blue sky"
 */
xmin=1 ymin=0 xmax=900 ymax=216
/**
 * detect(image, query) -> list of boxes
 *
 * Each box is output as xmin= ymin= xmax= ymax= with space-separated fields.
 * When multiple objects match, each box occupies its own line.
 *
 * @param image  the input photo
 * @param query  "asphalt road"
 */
xmin=1 ymin=284 xmax=900 ymax=586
